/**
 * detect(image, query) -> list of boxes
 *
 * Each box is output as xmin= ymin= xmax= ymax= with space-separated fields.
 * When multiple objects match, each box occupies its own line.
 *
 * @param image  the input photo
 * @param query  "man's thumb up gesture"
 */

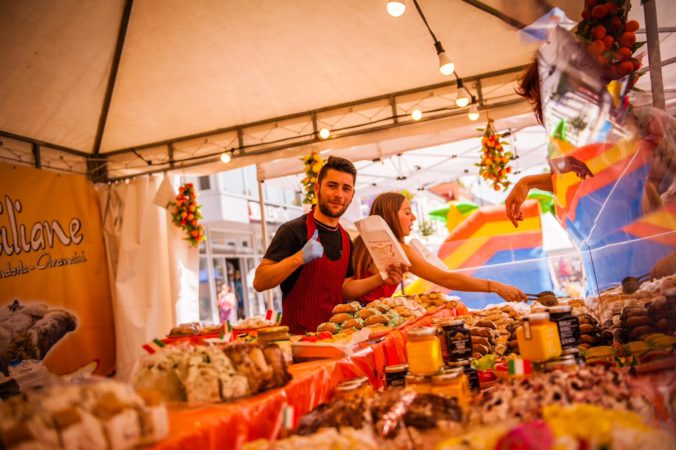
xmin=301 ymin=229 xmax=324 ymax=264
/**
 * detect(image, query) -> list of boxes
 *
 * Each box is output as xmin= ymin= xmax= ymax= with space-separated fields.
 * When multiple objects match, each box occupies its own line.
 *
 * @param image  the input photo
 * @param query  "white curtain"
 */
xmin=97 ymin=175 xmax=199 ymax=380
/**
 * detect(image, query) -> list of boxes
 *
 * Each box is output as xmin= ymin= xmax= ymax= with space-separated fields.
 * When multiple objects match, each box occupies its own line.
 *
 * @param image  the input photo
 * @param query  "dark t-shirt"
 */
xmin=263 ymin=214 xmax=354 ymax=296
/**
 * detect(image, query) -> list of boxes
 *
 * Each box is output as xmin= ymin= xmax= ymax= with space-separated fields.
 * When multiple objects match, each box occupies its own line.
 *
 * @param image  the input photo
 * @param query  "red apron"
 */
xmin=280 ymin=209 xmax=351 ymax=335
xmin=357 ymin=270 xmax=396 ymax=305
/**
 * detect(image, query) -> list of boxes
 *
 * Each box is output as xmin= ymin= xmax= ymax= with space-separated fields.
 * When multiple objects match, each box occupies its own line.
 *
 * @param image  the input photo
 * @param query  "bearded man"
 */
xmin=254 ymin=156 xmax=403 ymax=334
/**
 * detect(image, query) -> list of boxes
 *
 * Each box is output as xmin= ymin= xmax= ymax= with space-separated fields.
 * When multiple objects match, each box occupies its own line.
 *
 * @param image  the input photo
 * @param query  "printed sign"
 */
xmin=0 ymin=163 xmax=115 ymax=376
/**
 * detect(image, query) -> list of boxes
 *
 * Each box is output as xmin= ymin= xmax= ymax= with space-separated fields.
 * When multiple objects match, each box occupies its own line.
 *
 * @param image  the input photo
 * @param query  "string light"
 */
xmin=319 ymin=128 xmax=331 ymax=139
xmin=454 ymin=78 xmax=470 ymax=107
xmin=220 ymin=151 xmax=231 ymax=163
xmin=468 ymin=101 xmax=480 ymax=121
xmin=386 ymin=0 xmax=406 ymax=17
xmin=434 ymin=41 xmax=455 ymax=76
xmin=411 ymin=109 xmax=423 ymax=121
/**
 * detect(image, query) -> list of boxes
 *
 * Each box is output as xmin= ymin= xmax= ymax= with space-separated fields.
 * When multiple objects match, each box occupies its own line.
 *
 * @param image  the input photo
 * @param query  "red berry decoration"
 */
xmin=575 ymin=0 xmax=645 ymax=84
xmin=169 ymin=183 xmax=206 ymax=247
xmin=476 ymin=120 xmax=513 ymax=192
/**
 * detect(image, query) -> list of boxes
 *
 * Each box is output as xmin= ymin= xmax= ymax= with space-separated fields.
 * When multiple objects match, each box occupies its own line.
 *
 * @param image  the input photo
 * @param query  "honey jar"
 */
xmin=516 ymin=312 xmax=562 ymax=362
xmin=431 ymin=369 xmax=470 ymax=410
xmin=405 ymin=374 xmax=433 ymax=394
xmin=406 ymin=327 xmax=443 ymax=375
xmin=446 ymin=359 xmax=480 ymax=394
xmin=334 ymin=377 xmax=372 ymax=399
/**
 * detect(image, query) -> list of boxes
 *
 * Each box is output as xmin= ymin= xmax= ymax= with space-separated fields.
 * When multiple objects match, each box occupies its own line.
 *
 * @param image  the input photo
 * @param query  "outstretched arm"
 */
xmin=505 ymin=173 xmax=553 ymax=227
xmin=405 ymin=244 xmax=527 ymax=302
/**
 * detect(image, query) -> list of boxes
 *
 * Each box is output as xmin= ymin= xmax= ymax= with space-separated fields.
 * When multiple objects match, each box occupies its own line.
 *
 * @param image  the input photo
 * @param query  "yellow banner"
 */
xmin=0 ymin=163 xmax=114 ymax=376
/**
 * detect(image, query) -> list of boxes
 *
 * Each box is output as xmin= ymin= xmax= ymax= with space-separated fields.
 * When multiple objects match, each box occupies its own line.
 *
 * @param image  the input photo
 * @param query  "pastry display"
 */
xmin=315 ymin=295 xmax=428 ymax=335
xmin=0 ymin=379 xmax=168 ymax=449
xmin=133 ymin=342 xmax=290 ymax=403
xmin=468 ymin=366 xmax=652 ymax=426
xmin=0 ymin=300 xmax=76 ymax=369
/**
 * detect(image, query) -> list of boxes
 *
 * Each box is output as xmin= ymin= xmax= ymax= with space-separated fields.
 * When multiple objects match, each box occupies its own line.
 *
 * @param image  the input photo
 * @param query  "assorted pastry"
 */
xmin=133 ymin=342 xmax=290 ymax=403
xmin=0 ymin=300 xmax=77 ymax=371
xmin=317 ymin=297 xmax=426 ymax=335
xmin=0 ymin=379 xmax=168 ymax=450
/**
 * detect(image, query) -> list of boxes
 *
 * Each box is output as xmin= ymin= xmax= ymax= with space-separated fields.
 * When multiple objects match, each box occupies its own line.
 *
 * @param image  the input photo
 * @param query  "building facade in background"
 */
xmin=186 ymin=165 xmax=304 ymax=324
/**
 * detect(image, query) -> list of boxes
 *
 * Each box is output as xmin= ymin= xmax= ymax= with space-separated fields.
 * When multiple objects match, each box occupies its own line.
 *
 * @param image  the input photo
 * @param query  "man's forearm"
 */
xmin=342 ymin=274 xmax=383 ymax=300
xmin=253 ymin=253 xmax=303 ymax=292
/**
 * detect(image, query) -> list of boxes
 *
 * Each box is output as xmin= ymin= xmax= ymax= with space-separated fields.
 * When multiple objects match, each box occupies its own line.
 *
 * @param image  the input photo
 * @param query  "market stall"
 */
xmin=0 ymin=1 xmax=675 ymax=450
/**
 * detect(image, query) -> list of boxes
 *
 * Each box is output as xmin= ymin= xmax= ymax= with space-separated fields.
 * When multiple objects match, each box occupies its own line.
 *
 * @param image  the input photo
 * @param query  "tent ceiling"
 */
xmin=0 ymin=0 xmax=582 ymax=154
xmin=0 ymin=0 xmax=673 ymax=182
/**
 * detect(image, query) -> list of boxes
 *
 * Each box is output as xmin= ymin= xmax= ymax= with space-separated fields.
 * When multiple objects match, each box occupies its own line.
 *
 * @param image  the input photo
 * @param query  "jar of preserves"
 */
xmin=405 ymin=374 xmax=432 ymax=394
xmin=406 ymin=327 xmax=443 ymax=375
xmin=384 ymin=364 xmax=408 ymax=389
xmin=516 ymin=313 xmax=562 ymax=362
xmin=543 ymin=354 xmax=578 ymax=372
xmin=547 ymin=305 xmax=580 ymax=350
xmin=335 ymin=377 xmax=372 ymax=399
xmin=436 ymin=319 xmax=472 ymax=362
xmin=446 ymin=359 xmax=480 ymax=394
xmin=430 ymin=369 xmax=470 ymax=410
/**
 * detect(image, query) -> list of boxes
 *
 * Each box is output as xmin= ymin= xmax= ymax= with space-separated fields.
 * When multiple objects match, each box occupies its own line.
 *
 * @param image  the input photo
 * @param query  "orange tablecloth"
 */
xmin=152 ymin=304 xmax=466 ymax=450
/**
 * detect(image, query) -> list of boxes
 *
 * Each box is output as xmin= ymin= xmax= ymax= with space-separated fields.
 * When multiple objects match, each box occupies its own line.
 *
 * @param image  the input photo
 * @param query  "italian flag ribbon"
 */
xmin=266 ymin=309 xmax=282 ymax=324
xmin=142 ymin=338 xmax=166 ymax=354
xmin=282 ymin=405 xmax=295 ymax=430
xmin=508 ymin=358 xmax=532 ymax=376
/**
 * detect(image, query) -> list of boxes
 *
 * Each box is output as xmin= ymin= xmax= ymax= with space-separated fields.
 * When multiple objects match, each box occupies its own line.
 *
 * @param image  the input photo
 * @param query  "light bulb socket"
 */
xmin=433 ymin=41 xmax=445 ymax=55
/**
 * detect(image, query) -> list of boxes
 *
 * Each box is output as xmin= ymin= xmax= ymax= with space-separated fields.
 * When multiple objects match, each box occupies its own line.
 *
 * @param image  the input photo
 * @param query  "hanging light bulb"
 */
xmin=434 ymin=41 xmax=454 ymax=76
xmin=454 ymin=79 xmax=470 ymax=107
xmin=468 ymin=102 xmax=480 ymax=121
xmin=386 ymin=0 xmax=406 ymax=17
xmin=411 ymin=109 xmax=423 ymax=121
xmin=220 ymin=151 xmax=232 ymax=163
xmin=319 ymin=128 xmax=331 ymax=139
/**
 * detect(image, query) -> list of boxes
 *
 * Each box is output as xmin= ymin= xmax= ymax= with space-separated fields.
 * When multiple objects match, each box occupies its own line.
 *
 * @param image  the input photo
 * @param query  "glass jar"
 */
xmin=334 ymin=377 xmax=371 ymax=399
xmin=543 ymin=354 xmax=579 ymax=372
xmin=516 ymin=313 xmax=562 ymax=362
xmin=384 ymin=364 xmax=408 ymax=389
xmin=547 ymin=306 xmax=580 ymax=350
xmin=406 ymin=327 xmax=443 ymax=375
xmin=431 ymin=369 xmax=470 ymax=410
xmin=446 ymin=359 xmax=480 ymax=394
xmin=436 ymin=319 xmax=472 ymax=362
xmin=405 ymin=374 xmax=432 ymax=394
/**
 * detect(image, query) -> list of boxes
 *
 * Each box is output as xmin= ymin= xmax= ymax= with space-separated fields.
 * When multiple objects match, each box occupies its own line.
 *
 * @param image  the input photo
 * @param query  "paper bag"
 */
xmin=355 ymin=216 xmax=411 ymax=279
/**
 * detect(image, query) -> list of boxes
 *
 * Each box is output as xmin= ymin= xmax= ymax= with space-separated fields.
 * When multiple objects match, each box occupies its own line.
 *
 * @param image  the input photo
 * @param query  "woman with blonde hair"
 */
xmin=352 ymin=192 xmax=528 ymax=304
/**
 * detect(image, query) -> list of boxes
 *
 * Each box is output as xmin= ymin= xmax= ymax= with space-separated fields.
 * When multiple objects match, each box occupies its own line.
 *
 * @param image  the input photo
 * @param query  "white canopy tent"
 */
xmin=1 ymin=0 xmax=673 ymax=377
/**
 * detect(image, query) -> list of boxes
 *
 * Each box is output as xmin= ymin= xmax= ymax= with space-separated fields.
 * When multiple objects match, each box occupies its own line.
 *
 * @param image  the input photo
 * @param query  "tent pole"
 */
xmin=257 ymin=177 xmax=273 ymax=311
xmin=644 ymin=0 xmax=665 ymax=110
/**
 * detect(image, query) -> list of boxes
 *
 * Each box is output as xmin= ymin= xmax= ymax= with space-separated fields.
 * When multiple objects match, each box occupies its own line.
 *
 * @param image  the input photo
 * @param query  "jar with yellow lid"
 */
xmin=406 ymin=327 xmax=443 ymax=375
xmin=516 ymin=313 xmax=562 ymax=362
xmin=405 ymin=374 xmax=433 ymax=394
xmin=431 ymin=369 xmax=470 ymax=410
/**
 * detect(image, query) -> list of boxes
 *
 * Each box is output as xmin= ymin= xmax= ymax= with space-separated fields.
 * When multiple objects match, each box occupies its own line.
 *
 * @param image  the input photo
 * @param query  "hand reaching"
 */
xmin=301 ymin=230 xmax=324 ymax=264
xmin=382 ymin=263 xmax=408 ymax=286
xmin=505 ymin=178 xmax=530 ymax=228
xmin=493 ymin=282 xmax=528 ymax=303
xmin=548 ymin=156 xmax=593 ymax=179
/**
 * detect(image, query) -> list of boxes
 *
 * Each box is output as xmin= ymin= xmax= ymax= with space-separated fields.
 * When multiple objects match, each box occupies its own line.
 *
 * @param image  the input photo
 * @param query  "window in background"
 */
xmin=243 ymin=165 xmax=258 ymax=199
xmin=198 ymin=175 xmax=212 ymax=190
xmin=219 ymin=169 xmax=246 ymax=196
